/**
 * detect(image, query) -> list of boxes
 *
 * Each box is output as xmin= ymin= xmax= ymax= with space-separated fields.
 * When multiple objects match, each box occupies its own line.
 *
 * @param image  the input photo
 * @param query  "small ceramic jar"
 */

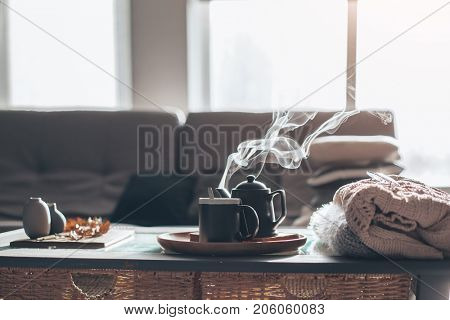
xmin=22 ymin=197 xmax=51 ymax=239
xmin=48 ymin=203 xmax=66 ymax=234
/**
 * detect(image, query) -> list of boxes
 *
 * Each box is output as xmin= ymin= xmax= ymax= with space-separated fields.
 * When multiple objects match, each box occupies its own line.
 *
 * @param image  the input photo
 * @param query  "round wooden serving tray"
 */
xmin=157 ymin=231 xmax=307 ymax=256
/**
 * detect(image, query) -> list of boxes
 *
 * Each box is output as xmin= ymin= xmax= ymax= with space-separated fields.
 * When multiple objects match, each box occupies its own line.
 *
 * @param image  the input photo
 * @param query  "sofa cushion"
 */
xmin=180 ymin=112 xmax=273 ymax=173
xmin=0 ymin=110 xmax=181 ymax=219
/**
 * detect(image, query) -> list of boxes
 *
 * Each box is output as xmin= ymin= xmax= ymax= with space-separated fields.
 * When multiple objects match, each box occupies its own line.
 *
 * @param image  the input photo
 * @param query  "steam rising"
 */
xmin=218 ymin=109 xmax=391 ymax=190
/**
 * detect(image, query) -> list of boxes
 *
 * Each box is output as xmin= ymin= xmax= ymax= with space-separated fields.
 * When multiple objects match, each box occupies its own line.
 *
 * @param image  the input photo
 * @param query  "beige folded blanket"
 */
xmin=334 ymin=176 xmax=450 ymax=259
xmin=308 ymin=135 xmax=400 ymax=170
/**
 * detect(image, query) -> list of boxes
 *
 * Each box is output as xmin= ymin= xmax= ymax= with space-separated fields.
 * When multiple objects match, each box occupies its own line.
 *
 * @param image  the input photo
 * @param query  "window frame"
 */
xmin=0 ymin=2 xmax=9 ymax=107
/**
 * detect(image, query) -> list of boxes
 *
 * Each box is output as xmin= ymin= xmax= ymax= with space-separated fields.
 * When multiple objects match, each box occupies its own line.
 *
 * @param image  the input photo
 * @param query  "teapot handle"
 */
xmin=268 ymin=190 xmax=287 ymax=229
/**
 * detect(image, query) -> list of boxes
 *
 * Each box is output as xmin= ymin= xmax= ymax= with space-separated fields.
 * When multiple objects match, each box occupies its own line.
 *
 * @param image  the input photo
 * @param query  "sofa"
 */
xmin=0 ymin=110 xmax=396 ymax=232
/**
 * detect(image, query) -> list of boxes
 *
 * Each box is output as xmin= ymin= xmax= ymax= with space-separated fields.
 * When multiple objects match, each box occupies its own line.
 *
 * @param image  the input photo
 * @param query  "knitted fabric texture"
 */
xmin=333 ymin=176 xmax=450 ymax=259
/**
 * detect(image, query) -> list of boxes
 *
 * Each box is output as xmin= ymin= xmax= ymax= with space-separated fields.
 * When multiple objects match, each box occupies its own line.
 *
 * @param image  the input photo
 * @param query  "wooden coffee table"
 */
xmin=0 ymin=226 xmax=448 ymax=300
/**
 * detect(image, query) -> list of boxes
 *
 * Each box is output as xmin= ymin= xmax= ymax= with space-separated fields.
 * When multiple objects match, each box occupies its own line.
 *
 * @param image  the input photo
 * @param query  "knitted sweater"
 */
xmin=311 ymin=176 xmax=450 ymax=259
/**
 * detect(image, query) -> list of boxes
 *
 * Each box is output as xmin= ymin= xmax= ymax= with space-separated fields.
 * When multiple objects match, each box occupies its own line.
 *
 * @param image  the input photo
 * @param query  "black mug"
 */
xmin=198 ymin=198 xmax=259 ymax=243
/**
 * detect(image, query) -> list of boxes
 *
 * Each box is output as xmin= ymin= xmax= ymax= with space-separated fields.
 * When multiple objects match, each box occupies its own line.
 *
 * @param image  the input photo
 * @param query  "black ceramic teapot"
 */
xmin=216 ymin=175 xmax=287 ymax=237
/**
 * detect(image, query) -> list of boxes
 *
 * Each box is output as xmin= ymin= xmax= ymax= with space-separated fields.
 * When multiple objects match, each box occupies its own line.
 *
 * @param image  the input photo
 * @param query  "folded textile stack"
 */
xmin=309 ymin=175 xmax=450 ymax=259
xmin=307 ymin=135 xmax=402 ymax=187
xmin=292 ymin=135 xmax=403 ymax=227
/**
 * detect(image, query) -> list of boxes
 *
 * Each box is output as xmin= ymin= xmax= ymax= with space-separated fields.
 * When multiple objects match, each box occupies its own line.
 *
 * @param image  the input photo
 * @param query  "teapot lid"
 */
xmin=233 ymin=175 xmax=268 ymax=191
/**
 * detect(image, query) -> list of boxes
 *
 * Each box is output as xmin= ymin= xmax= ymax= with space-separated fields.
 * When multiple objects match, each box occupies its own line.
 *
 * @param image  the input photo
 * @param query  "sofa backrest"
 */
xmin=0 ymin=110 xmax=180 ymax=218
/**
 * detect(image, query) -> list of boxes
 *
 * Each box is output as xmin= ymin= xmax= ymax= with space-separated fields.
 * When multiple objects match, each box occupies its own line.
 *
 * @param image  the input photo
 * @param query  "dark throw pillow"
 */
xmin=111 ymin=175 xmax=196 ymax=226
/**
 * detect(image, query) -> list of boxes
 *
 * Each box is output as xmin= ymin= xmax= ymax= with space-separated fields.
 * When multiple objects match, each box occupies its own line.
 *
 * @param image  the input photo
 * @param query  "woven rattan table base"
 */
xmin=0 ymin=267 xmax=414 ymax=300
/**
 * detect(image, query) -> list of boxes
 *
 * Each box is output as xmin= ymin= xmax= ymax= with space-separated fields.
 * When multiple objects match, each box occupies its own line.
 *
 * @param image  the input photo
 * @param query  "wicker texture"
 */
xmin=0 ymin=267 xmax=413 ymax=300
xmin=133 ymin=271 xmax=199 ymax=299
xmin=200 ymin=273 xmax=413 ymax=300
xmin=0 ymin=268 xmax=196 ymax=300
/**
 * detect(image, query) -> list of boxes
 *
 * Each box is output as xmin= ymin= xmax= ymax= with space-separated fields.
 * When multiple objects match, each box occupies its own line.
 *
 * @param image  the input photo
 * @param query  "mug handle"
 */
xmin=238 ymin=205 xmax=259 ymax=240
xmin=268 ymin=190 xmax=287 ymax=229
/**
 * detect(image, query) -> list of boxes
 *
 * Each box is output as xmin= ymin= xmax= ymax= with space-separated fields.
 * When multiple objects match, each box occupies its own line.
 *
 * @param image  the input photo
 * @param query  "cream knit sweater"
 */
xmin=334 ymin=176 xmax=450 ymax=259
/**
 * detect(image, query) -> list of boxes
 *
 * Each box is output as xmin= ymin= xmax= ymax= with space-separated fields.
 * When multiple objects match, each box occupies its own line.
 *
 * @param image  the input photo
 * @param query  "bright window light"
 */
xmin=209 ymin=0 xmax=347 ymax=111
xmin=356 ymin=0 xmax=450 ymax=186
xmin=7 ymin=0 xmax=118 ymax=108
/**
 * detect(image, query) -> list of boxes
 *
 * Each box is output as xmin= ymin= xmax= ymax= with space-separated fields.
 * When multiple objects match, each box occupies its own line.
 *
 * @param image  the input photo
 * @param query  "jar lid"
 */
xmin=233 ymin=175 xmax=268 ymax=191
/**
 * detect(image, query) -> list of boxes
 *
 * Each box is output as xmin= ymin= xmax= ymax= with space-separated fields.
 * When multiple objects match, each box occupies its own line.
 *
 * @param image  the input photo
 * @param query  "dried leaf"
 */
xmin=64 ymin=217 xmax=110 ymax=240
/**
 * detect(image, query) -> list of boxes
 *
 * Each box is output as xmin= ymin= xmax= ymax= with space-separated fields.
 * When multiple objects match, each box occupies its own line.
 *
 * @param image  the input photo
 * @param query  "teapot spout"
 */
xmin=215 ymin=188 xmax=231 ymax=198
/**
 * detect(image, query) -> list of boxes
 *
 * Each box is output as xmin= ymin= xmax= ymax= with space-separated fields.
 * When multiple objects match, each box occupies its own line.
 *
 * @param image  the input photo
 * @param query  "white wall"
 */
xmin=131 ymin=0 xmax=188 ymax=113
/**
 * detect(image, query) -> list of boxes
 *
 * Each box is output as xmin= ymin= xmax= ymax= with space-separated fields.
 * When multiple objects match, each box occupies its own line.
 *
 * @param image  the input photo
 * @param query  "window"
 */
xmin=1 ymin=0 xmax=130 ymax=109
xmin=209 ymin=0 xmax=347 ymax=111
xmin=356 ymin=0 xmax=450 ymax=186
xmin=206 ymin=0 xmax=450 ymax=185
